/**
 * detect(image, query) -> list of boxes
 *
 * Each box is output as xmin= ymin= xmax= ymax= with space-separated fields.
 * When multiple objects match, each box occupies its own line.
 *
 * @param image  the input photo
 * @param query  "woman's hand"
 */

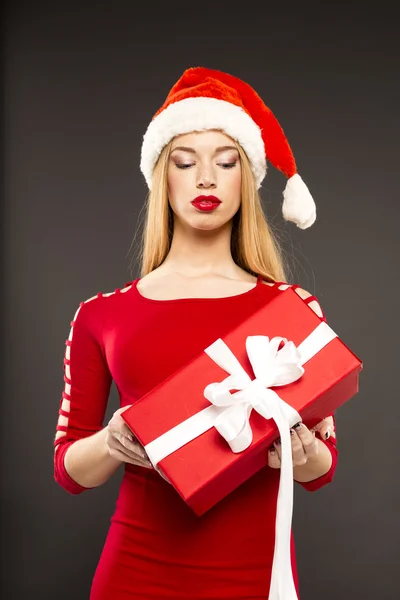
xmin=267 ymin=416 xmax=335 ymax=469
xmin=105 ymin=405 xmax=153 ymax=468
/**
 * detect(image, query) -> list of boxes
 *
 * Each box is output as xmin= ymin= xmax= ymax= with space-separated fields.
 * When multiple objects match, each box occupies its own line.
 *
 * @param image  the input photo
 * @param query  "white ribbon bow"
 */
xmin=204 ymin=335 xmax=304 ymax=452
xmin=204 ymin=335 xmax=304 ymax=600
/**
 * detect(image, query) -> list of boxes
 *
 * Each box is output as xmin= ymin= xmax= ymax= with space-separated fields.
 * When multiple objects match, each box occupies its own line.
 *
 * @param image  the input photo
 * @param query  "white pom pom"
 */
xmin=282 ymin=174 xmax=316 ymax=229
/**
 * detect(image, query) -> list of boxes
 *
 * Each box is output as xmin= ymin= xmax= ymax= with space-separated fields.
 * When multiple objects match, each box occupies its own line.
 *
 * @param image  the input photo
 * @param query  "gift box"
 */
xmin=122 ymin=287 xmax=362 ymax=517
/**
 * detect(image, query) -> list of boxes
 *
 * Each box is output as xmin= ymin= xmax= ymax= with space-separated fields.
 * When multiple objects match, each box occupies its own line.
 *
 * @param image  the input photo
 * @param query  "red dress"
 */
xmin=54 ymin=277 xmax=338 ymax=599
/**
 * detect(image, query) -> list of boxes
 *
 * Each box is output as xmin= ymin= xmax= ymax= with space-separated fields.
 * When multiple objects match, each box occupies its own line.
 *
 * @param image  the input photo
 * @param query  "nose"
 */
xmin=196 ymin=165 xmax=216 ymax=189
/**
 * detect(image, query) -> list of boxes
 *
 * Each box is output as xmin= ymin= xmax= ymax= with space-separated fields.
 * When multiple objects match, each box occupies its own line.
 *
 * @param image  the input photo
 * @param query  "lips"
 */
xmin=191 ymin=195 xmax=222 ymax=212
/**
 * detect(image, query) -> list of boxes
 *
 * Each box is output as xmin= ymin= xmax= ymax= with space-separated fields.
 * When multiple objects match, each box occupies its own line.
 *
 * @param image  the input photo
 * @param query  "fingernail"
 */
xmin=127 ymin=434 xmax=133 ymax=442
xmin=269 ymin=447 xmax=276 ymax=454
xmin=293 ymin=422 xmax=302 ymax=429
xmin=290 ymin=429 xmax=296 ymax=435
xmin=325 ymin=429 xmax=331 ymax=440
xmin=275 ymin=438 xmax=281 ymax=445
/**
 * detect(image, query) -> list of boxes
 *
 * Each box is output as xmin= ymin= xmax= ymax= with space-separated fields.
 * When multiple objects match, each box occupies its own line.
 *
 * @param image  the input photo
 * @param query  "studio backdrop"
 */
xmin=2 ymin=2 xmax=399 ymax=599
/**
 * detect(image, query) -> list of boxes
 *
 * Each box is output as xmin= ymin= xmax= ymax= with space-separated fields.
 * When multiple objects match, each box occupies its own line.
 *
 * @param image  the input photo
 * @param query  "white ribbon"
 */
xmin=203 ymin=336 xmax=304 ymax=600
xmin=144 ymin=321 xmax=337 ymax=599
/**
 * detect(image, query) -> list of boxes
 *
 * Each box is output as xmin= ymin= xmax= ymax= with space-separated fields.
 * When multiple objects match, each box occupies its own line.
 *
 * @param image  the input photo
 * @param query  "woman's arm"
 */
xmin=54 ymin=297 xmax=153 ymax=493
xmin=62 ymin=405 xmax=153 ymax=489
xmin=62 ymin=427 xmax=121 ymax=489
xmin=54 ymin=296 xmax=115 ymax=493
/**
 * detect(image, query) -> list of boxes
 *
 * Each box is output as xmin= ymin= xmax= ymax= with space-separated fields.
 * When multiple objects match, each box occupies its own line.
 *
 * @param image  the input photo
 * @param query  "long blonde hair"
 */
xmin=134 ymin=138 xmax=289 ymax=283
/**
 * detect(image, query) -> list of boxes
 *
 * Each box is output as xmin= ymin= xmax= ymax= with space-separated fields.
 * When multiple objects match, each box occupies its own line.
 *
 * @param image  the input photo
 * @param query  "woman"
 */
xmin=54 ymin=67 xmax=337 ymax=599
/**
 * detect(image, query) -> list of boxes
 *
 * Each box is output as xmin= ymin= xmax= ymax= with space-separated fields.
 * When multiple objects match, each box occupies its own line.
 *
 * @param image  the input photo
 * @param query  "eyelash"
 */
xmin=175 ymin=162 xmax=237 ymax=170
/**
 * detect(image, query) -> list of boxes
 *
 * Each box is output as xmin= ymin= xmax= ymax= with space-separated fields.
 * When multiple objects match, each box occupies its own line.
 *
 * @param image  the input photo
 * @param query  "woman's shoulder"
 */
xmin=79 ymin=279 xmax=135 ymax=305
xmin=71 ymin=279 xmax=137 ymax=323
xmin=261 ymin=279 xmax=309 ymax=294
xmin=260 ymin=279 xmax=325 ymax=319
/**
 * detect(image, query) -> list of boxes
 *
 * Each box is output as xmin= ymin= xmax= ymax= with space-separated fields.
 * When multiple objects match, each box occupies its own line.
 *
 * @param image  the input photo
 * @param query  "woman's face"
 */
xmin=167 ymin=130 xmax=242 ymax=232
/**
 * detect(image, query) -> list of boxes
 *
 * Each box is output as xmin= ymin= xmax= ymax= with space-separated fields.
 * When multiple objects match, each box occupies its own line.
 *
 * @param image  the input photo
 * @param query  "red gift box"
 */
xmin=122 ymin=287 xmax=362 ymax=517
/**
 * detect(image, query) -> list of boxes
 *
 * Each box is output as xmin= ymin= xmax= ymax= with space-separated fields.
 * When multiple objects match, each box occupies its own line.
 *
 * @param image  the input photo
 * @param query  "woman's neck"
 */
xmin=161 ymin=221 xmax=239 ymax=278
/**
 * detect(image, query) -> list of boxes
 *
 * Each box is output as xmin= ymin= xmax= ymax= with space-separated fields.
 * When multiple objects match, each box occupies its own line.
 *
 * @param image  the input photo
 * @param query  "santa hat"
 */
xmin=140 ymin=67 xmax=316 ymax=229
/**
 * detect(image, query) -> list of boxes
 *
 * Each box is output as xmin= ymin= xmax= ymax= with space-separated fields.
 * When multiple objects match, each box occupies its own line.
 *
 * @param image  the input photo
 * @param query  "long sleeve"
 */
xmin=54 ymin=294 xmax=113 ymax=494
xmin=289 ymin=283 xmax=339 ymax=491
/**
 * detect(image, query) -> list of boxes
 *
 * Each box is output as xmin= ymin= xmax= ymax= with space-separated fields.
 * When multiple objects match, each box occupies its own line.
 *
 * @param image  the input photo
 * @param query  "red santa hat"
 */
xmin=140 ymin=66 xmax=316 ymax=229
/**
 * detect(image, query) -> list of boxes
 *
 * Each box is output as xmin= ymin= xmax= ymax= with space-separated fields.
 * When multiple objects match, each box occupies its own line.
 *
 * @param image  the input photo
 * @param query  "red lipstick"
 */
xmin=191 ymin=195 xmax=222 ymax=212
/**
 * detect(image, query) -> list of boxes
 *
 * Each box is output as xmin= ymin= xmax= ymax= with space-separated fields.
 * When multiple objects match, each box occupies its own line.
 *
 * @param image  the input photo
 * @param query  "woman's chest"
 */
xmin=102 ymin=300 xmax=263 ymax=401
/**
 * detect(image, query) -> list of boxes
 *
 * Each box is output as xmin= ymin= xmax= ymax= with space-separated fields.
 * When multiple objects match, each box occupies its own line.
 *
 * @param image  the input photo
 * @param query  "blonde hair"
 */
xmin=134 ymin=138 xmax=289 ymax=283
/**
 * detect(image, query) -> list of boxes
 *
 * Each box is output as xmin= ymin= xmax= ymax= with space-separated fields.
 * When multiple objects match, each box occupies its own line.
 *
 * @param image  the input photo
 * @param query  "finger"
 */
xmin=126 ymin=441 xmax=153 ymax=467
xmin=273 ymin=439 xmax=282 ymax=461
xmin=313 ymin=416 xmax=335 ymax=440
xmin=109 ymin=433 xmax=152 ymax=466
xmin=109 ymin=430 xmax=134 ymax=451
xmin=274 ymin=430 xmax=296 ymax=460
xmin=121 ymin=424 xmax=138 ymax=443
xmin=107 ymin=434 xmax=152 ymax=466
xmin=109 ymin=423 xmax=136 ymax=443
xmin=111 ymin=430 xmax=139 ymax=454
xmin=290 ymin=428 xmax=308 ymax=466
xmin=268 ymin=446 xmax=281 ymax=469
xmin=273 ymin=432 xmax=295 ymax=461
xmin=122 ymin=440 xmax=153 ymax=467
xmin=109 ymin=447 xmax=152 ymax=467
xmin=294 ymin=423 xmax=319 ymax=457
xmin=118 ymin=432 xmax=143 ymax=455
xmin=320 ymin=426 xmax=332 ymax=440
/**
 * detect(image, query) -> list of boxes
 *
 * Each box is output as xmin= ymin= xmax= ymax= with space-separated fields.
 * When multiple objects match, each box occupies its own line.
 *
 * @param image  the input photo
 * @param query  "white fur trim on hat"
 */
xmin=282 ymin=174 xmax=316 ymax=229
xmin=140 ymin=96 xmax=266 ymax=189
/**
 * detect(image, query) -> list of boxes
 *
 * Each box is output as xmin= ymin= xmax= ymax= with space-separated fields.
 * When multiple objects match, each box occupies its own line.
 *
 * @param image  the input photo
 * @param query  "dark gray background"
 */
xmin=2 ymin=2 xmax=399 ymax=598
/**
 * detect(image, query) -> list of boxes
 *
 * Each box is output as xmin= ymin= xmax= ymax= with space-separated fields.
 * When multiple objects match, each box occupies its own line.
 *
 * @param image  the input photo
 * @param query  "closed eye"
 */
xmin=218 ymin=162 xmax=237 ymax=169
xmin=174 ymin=161 xmax=238 ymax=170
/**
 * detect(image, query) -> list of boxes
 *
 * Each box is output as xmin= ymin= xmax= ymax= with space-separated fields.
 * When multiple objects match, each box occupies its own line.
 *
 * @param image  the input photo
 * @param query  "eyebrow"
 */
xmin=170 ymin=145 xmax=238 ymax=154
